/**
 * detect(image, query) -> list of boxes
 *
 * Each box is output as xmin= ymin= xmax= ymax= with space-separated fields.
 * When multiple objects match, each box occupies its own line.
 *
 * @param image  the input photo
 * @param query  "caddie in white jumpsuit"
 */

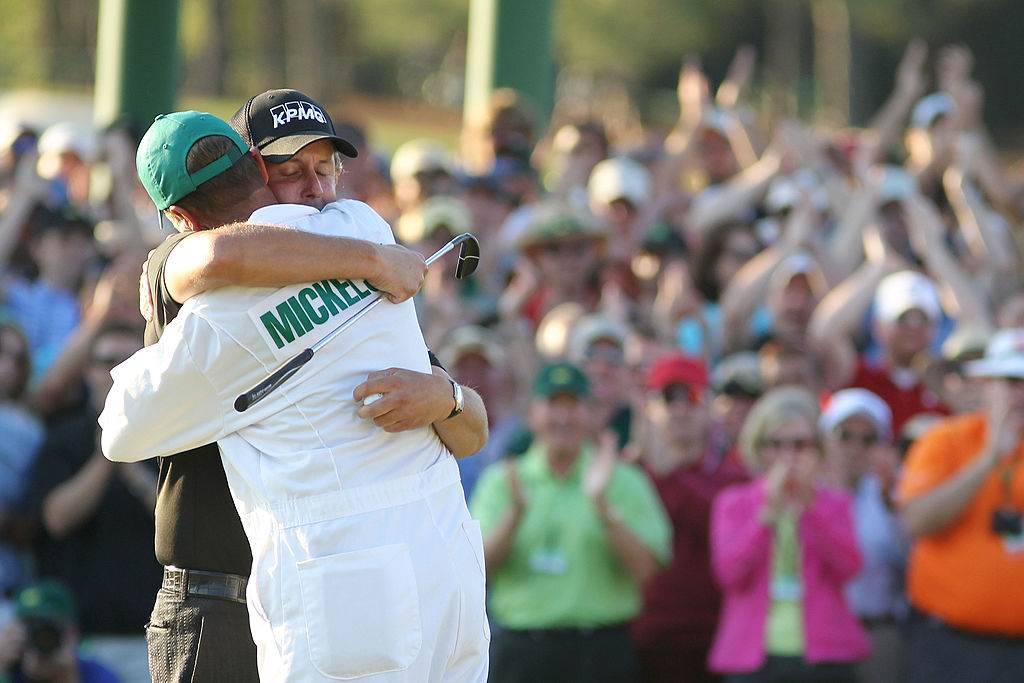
xmin=100 ymin=115 xmax=489 ymax=682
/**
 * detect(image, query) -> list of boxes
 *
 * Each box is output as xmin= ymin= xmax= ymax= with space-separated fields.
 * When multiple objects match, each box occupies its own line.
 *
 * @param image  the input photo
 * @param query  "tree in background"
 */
xmin=1 ymin=0 xmax=1023 ymax=142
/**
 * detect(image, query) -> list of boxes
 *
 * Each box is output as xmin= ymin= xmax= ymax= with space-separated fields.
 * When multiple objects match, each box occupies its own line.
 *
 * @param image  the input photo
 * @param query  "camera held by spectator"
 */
xmin=0 ymin=579 xmax=117 ymax=683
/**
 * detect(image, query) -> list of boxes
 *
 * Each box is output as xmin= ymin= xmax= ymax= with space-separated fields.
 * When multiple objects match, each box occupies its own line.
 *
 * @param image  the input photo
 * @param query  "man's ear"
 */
xmin=164 ymin=206 xmax=202 ymax=233
xmin=251 ymin=147 xmax=269 ymax=184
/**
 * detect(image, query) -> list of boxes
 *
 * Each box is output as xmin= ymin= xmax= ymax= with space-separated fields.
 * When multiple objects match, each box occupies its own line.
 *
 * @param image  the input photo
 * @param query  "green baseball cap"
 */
xmin=137 ymin=111 xmax=250 ymax=210
xmin=15 ymin=580 xmax=77 ymax=622
xmin=533 ymin=362 xmax=590 ymax=399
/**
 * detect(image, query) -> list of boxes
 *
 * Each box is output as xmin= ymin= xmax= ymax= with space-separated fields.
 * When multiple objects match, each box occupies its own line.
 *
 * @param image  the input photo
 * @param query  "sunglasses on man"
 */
xmin=659 ymin=383 xmax=704 ymax=406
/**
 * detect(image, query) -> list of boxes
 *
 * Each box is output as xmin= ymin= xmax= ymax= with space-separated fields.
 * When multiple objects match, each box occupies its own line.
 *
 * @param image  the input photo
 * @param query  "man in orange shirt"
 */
xmin=898 ymin=328 xmax=1024 ymax=683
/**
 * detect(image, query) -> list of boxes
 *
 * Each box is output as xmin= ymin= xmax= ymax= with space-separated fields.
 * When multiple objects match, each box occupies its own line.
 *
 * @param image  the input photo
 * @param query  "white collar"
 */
xmin=247 ymin=203 xmax=321 ymax=224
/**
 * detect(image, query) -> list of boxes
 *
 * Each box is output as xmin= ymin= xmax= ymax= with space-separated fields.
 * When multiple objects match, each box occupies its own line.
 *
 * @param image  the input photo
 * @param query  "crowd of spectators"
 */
xmin=0 ymin=39 xmax=1024 ymax=682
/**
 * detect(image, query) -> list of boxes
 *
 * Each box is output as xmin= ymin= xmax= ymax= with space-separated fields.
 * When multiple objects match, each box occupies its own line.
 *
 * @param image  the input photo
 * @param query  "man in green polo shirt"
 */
xmin=471 ymin=361 xmax=671 ymax=683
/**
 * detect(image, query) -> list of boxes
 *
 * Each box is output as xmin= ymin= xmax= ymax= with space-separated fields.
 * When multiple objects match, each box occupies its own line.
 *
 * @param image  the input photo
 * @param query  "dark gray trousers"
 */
xmin=489 ymin=624 xmax=638 ymax=683
xmin=145 ymin=587 xmax=259 ymax=682
xmin=907 ymin=610 xmax=1024 ymax=683
xmin=724 ymin=657 xmax=856 ymax=683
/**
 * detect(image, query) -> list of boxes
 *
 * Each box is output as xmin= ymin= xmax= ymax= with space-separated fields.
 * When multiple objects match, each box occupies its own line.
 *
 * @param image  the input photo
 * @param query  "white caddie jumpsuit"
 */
xmin=99 ymin=201 xmax=490 ymax=682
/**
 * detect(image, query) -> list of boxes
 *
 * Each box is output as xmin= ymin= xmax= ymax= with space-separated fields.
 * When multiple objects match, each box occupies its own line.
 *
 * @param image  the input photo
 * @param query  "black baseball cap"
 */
xmin=230 ymin=89 xmax=358 ymax=163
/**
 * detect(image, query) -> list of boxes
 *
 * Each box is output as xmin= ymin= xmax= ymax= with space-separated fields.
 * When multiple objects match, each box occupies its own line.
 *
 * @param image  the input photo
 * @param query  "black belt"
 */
xmin=505 ymin=623 xmax=629 ymax=640
xmin=162 ymin=566 xmax=248 ymax=605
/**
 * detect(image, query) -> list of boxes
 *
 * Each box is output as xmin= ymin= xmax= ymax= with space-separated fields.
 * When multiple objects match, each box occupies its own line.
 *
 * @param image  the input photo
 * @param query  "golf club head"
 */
xmin=455 ymin=234 xmax=481 ymax=279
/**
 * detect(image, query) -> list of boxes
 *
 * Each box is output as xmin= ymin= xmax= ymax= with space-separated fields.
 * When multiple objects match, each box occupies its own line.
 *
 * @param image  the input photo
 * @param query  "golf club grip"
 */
xmin=234 ymin=347 xmax=315 ymax=412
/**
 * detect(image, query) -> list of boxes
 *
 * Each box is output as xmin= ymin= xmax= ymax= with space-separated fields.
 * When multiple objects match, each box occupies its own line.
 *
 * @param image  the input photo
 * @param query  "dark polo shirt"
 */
xmin=632 ymin=454 xmax=749 ymax=651
xmin=145 ymin=232 xmax=252 ymax=575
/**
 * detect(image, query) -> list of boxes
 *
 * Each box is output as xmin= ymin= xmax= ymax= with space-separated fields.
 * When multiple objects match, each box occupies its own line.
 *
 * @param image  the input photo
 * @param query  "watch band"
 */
xmin=446 ymin=379 xmax=464 ymax=420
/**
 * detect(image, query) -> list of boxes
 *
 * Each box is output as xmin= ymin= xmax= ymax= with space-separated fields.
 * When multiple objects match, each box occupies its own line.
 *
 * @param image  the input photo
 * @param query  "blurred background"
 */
xmin=1 ymin=1 xmax=1024 ymax=682
xmin=3 ymin=0 xmax=1024 ymax=146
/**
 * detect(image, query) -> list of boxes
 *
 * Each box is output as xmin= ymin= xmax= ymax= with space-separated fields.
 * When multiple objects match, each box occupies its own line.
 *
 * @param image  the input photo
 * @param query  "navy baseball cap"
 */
xmin=230 ymin=89 xmax=358 ymax=163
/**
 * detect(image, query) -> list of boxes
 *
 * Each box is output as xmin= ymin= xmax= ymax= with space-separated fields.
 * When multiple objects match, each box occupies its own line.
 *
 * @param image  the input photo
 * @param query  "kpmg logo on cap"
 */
xmin=270 ymin=101 xmax=327 ymax=129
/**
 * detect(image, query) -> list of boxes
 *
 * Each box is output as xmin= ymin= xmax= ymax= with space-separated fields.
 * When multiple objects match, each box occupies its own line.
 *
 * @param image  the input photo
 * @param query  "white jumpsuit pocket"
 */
xmin=297 ymin=543 xmax=422 ymax=679
xmin=461 ymin=519 xmax=490 ymax=642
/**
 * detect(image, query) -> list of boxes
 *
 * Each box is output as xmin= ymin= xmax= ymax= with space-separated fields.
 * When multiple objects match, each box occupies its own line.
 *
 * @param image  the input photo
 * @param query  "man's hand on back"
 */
xmin=354 ymin=367 xmax=454 ymax=432
xmin=370 ymin=244 xmax=427 ymax=304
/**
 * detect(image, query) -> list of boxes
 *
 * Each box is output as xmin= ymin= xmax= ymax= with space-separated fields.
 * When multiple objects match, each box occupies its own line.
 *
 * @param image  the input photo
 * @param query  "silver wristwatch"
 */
xmin=446 ymin=379 xmax=464 ymax=419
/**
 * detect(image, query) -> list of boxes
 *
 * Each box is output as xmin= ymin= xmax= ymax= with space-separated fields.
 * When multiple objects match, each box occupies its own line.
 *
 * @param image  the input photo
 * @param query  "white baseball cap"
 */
xmin=769 ymin=251 xmax=826 ymax=295
xmin=568 ymin=314 xmax=629 ymax=364
xmin=439 ymin=325 xmax=504 ymax=368
xmin=588 ymin=157 xmax=651 ymax=209
xmin=390 ymin=139 xmax=455 ymax=183
xmin=712 ymin=352 xmax=763 ymax=397
xmin=966 ymin=328 xmax=1024 ymax=379
xmin=0 ymin=119 xmax=28 ymax=152
xmin=36 ymin=121 xmax=97 ymax=179
xmin=396 ymin=195 xmax=470 ymax=244
xmin=941 ymin=325 xmax=989 ymax=363
xmin=877 ymin=165 xmax=917 ymax=205
xmin=820 ymin=388 xmax=893 ymax=440
xmin=911 ymin=92 xmax=956 ymax=130
xmin=873 ymin=270 xmax=942 ymax=325
xmin=764 ymin=170 xmax=829 ymax=214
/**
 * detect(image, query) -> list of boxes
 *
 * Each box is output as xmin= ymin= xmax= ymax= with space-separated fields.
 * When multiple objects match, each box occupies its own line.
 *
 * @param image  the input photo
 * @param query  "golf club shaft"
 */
xmin=234 ymin=235 xmax=471 ymax=412
xmin=308 ymin=234 xmax=464 ymax=354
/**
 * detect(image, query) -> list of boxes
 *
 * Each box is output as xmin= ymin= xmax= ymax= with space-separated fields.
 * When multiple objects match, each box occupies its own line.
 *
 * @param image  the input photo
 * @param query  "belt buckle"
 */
xmin=165 ymin=566 xmax=188 ymax=595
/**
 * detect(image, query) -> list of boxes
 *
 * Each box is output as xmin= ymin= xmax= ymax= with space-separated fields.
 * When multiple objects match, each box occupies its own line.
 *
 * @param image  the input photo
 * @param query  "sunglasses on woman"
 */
xmin=761 ymin=436 xmax=817 ymax=452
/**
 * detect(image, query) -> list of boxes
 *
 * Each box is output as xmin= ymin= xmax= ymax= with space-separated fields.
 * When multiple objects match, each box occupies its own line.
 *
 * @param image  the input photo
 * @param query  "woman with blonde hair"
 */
xmin=708 ymin=386 xmax=869 ymax=682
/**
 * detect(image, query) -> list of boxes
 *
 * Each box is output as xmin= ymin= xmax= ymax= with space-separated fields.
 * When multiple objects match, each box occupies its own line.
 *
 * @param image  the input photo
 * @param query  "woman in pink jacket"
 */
xmin=708 ymin=387 xmax=869 ymax=682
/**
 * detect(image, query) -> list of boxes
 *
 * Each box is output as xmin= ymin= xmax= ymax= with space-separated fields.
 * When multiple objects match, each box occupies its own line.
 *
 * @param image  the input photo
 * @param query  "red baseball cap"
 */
xmin=646 ymin=354 xmax=708 ymax=391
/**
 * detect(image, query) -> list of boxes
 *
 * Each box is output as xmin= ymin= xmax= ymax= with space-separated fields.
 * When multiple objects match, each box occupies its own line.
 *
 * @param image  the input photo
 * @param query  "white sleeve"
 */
xmin=99 ymin=315 xmax=232 ymax=462
xmin=315 ymin=200 xmax=396 ymax=245
xmin=350 ymin=201 xmax=397 ymax=245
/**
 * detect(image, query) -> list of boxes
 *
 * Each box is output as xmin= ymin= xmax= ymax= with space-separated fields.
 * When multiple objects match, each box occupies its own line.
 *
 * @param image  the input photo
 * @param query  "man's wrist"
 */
xmin=365 ymin=243 xmax=386 ymax=282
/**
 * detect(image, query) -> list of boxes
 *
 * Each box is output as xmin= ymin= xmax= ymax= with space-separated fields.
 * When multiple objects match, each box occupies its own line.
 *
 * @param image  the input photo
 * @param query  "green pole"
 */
xmin=464 ymin=0 xmax=555 ymax=128
xmin=94 ymin=0 xmax=180 ymax=130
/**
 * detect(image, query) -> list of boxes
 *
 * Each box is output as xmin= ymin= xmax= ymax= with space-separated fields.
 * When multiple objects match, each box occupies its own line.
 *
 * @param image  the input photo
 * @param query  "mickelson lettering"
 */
xmin=259 ymin=279 xmax=376 ymax=349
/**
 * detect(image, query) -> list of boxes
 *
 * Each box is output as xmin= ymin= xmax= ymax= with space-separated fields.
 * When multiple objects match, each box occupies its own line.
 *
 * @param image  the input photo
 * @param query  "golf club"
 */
xmin=233 ymin=232 xmax=480 ymax=412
